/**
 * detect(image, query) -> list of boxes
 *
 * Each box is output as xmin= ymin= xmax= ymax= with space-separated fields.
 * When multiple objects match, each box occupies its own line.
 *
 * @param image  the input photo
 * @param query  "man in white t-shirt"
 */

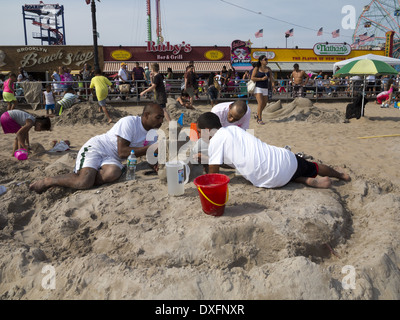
xmin=193 ymin=100 xmax=251 ymax=162
xmin=196 ymin=112 xmax=350 ymax=189
xmin=118 ymin=62 xmax=130 ymax=100
xmin=211 ymin=100 xmax=251 ymax=130
xmin=30 ymin=104 xmax=164 ymax=193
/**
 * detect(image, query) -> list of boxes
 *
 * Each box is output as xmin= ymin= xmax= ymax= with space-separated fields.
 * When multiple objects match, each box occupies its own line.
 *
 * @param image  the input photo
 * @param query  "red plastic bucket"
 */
xmin=193 ymin=174 xmax=230 ymax=216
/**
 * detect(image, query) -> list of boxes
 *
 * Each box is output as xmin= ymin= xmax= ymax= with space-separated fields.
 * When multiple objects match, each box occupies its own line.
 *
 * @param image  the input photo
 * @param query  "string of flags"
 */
xmin=254 ymin=26 xmax=376 ymax=48
xmin=255 ymin=27 xmax=343 ymax=39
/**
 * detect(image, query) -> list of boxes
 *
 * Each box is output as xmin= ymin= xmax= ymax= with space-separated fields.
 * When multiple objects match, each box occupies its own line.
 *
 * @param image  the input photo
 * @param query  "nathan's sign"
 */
xmin=313 ymin=43 xmax=351 ymax=56
xmin=0 ymin=46 xmax=103 ymax=72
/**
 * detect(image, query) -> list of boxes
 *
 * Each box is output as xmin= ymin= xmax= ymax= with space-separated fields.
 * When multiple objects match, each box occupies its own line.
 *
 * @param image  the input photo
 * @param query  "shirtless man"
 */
xmin=290 ymin=63 xmax=309 ymax=98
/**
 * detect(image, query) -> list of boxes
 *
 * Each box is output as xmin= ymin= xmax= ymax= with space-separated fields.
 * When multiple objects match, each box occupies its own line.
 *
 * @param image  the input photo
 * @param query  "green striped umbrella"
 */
xmin=334 ymin=59 xmax=398 ymax=117
xmin=334 ymin=59 xmax=398 ymax=76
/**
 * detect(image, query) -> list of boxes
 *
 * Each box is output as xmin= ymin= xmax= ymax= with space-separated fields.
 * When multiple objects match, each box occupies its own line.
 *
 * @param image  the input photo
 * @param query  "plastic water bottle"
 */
xmin=126 ymin=150 xmax=137 ymax=181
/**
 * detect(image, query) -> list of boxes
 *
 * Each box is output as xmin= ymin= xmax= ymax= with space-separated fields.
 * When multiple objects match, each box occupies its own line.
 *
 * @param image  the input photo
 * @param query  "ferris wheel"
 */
xmin=353 ymin=0 xmax=400 ymax=58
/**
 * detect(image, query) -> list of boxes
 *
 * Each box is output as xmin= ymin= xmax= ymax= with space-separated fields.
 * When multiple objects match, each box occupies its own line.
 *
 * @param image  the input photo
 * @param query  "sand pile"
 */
xmin=0 ymin=101 xmax=399 ymax=300
xmin=165 ymin=98 xmax=203 ymax=126
xmin=54 ymin=102 xmax=130 ymax=126
xmin=263 ymin=98 xmax=346 ymax=123
xmin=0 ymin=158 xmax=399 ymax=299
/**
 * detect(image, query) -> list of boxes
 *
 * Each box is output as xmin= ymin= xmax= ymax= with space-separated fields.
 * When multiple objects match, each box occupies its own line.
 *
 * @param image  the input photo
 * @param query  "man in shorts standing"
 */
xmin=90 ymin=69 xmax=113 ymax=124
xmin=290 ymin=64 xmax=309 ymax=98
xmin=30 ymin=104 xmax=165 ymax=193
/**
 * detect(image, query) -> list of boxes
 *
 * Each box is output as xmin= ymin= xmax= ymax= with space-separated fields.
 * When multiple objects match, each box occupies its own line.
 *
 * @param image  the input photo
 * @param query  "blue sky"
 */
xmin=0 ymin=1 xmax=372 ymax=48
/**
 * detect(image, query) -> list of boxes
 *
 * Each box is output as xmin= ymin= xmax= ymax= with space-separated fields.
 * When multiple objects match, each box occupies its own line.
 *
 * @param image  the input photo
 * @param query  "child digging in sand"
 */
xmin=1 ymin=109 xmax=51 ymax=156
xmin=90 ymin=68 xmax=113 ymax=124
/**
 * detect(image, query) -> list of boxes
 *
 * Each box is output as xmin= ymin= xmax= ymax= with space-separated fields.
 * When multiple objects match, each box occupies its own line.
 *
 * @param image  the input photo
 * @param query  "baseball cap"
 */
xmin=121 ymin=62 xmax=127 ymax=66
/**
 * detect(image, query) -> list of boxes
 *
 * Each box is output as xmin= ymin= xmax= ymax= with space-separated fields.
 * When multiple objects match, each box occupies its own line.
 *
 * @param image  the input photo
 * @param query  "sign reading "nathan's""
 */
xmin=313 ymin=43 xmax=351 ymax=56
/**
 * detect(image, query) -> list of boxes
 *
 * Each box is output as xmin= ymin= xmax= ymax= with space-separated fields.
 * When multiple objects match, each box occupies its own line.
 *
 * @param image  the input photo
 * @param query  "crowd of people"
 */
xmin=0 ymin=57 xmax=358 ymax=202
xmin=2 ymin=61 xmax=400 ymax=119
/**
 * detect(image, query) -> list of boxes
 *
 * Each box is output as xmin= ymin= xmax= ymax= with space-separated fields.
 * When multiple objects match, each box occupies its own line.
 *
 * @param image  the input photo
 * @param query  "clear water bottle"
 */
xmin=126 ymin=150 xmax=137 ymax=181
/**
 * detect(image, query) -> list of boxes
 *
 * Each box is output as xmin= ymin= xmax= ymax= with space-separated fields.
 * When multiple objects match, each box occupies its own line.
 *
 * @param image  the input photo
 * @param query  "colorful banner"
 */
xmin=231 ymin=40 xmax=251 ymax=64
xmin=251 ymin=47 xmax=384 ymax=63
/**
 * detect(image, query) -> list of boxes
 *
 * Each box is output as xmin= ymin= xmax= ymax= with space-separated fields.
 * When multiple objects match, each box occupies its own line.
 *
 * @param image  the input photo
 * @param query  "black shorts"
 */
xmin=290 ymin=155 xmax=319 ymax=181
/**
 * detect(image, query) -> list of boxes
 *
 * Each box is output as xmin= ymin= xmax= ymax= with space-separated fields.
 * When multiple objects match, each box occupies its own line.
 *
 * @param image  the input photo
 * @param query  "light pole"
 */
xmin=91 ymin=0 xmax=100 ymax=71
xmin=285 ymin=33 xmax=289 ymax=48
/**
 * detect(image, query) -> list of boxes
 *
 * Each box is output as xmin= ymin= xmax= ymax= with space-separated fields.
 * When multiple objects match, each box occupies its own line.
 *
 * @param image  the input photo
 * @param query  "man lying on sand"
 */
xmin=30 ymin=104 xmax=164 ymax=193
xmin=196 ymin=112 xmax=350 ymax=189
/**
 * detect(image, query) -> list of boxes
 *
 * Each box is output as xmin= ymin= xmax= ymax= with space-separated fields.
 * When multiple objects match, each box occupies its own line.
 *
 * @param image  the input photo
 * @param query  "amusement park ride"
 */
xmin=146 ymin=0 xmax=164 ymax=44
xmin=22 ymin=0 xmax=165 ymax=46
xmin=352 ymin=0 xmax=400 ymax=58
xmin=22 ymin=2 xmax=66 ymax=45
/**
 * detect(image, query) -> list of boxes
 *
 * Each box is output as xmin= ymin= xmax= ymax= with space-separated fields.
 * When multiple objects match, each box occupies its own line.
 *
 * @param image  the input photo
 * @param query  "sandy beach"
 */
xmin=0 ymin=97 xmax=399 ymax=300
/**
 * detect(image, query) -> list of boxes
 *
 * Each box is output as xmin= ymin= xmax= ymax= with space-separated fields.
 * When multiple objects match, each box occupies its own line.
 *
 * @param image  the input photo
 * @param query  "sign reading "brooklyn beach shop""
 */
xmin=0 ymin=46 xmax=102 ymax=72
xmin=313 ymin=43 xmax=351 ymax=56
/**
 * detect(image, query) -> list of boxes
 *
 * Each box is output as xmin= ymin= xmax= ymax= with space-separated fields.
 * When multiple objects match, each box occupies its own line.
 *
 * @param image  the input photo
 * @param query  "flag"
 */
xmin=317 ymin=27 xmax=323 ymax=36
xmin=255 ymin=29 xmax=263 ymax=38
xmin=359 ymin=32 xmax=368 ymax=40
xmin=332 ymin=29 xmax=340 ymax=38
xmin=285 ymin=28 xmax=294 ymax=37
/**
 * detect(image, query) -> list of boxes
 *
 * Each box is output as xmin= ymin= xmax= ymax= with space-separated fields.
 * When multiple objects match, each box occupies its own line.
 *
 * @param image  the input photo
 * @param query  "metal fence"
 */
xmin=5 ymin=77 xmax=388 ymax=107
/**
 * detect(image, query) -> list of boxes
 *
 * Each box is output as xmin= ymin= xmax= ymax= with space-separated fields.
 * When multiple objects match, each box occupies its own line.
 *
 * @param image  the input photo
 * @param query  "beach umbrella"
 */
xmin=334 ymin=59 xmax=398 ymax=116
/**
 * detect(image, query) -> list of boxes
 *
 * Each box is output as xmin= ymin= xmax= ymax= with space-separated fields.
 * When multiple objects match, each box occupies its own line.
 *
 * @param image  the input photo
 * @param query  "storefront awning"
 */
xmin=103 ymin=61 xmax=232 ymax=74
xmin=269 ymin=62 xmax=334 ymax=72
xmin=231 ymin=63 xmax=253 ymax=71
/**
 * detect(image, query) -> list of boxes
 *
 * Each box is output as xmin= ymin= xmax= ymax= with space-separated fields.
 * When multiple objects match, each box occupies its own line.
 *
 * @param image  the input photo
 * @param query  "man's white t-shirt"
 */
xmin=211 ymin=102 xmax=251 ymax=130
xmin=95 ymin=116 xmax=157 ymax=161
xmin=118 ymin=68 xmax=129 ymax=82
xmin=208 ymin=126 xmax=298 ymax=188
